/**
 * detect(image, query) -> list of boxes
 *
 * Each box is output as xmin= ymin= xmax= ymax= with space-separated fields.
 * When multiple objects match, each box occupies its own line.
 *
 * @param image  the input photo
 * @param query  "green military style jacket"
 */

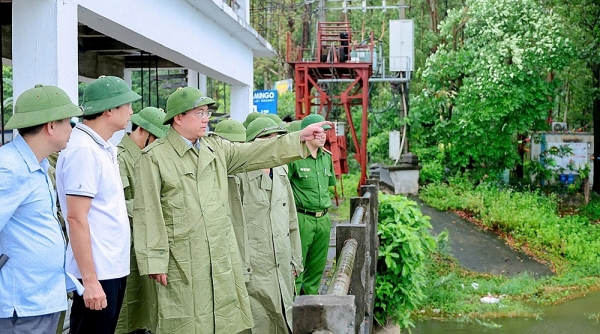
xmin=238 ymin=166 xmax=303 ymax=333
xmin=116 ymin=134 xmax=158 ymax=334
xmin=288 ymin=148 xmax=336 ymax=211
xmin=117 ymin=135 xmax=140 ymax=218
xmin=133 ymin=128 xmax=306 ymax=334
xmin=227 ymin=174 xmax=252 ymax=281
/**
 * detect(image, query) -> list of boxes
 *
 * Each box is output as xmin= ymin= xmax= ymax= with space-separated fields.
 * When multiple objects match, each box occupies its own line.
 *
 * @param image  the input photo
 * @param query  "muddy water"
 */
xmin=412 ymin=291 xmax=600 ymax=333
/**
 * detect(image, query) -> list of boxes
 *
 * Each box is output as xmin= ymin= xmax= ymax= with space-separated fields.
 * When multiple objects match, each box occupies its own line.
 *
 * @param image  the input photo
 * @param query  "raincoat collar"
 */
xmin=118 ymin=134 xmax=142 ymax=161
xmin=166 ymin=127 xmax=195 ymax=157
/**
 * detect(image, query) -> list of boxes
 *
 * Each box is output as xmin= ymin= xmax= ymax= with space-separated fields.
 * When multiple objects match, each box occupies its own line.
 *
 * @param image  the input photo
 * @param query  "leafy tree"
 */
xmin=549 ymin=0 xmax=600 ymax=192
xmin=1 ymin=65 xmax=13 ymax=129
xmin=409 ymin=0 xmax=574 ymax=178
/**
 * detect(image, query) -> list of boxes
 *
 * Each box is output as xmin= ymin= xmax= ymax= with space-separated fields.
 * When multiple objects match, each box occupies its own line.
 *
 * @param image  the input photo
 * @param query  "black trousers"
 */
xmin=70 ymin=276 xmax=127 ymax=334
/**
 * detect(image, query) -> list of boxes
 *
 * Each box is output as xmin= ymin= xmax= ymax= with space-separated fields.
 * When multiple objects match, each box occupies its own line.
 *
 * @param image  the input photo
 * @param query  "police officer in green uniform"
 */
xmin=116 ymin=107 xmax=168 ymax=334
xmin=213 ymin=119 xmax=252 ymax=282
xmin=132 ymin=87 xmax=331 ymax=334
xmin=288 ymin=114 xmax=336 ymax=295
xmin=237 ymin=117 xmax=303 ymax=333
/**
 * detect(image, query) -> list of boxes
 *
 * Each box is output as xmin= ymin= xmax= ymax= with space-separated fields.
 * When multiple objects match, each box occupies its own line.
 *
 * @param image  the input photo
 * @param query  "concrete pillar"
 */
xmin=230 ymin=84 xmax=252 ymax=122
xmin=293 ymin=295 xmax=356 ymax=334
xmin=198 ymin=73 xmax=207 ymax=96
xmin=123 ymin=68 xmax=133 ymax=86
xmin=187 ymin=70 xmax=208 ymax=95
xmin=12 ymin=0 xmax=78 ymax=103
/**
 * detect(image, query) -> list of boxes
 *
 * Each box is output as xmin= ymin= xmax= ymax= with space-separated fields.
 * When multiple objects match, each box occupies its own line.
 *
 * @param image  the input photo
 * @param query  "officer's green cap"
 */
xmin=301 ymin=113 xmax=331 ymax=130
xmin=242 ymin=112 xmax=263 ymax=128
xmin=81 ymin=76 xmax=141 ymax=115
xmin=164 ymin=87 xmax=215 ymax=125
xmin=5 ymin=84 xmax=83 ymax=130
xmin=214 ymin=119 xmax=246 ymax=143
xmin=285 ymin=120 xmax=302 ymax=132
xmin=264 ymin=113 xmax=283 ymax=126
xmin=130 ymin=107 xmax=169 ymax=138
xmin=246 ymin=117 xmax=287 ymax=142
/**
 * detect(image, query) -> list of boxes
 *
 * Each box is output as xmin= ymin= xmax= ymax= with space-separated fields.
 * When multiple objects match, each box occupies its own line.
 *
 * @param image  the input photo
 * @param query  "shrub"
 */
xmin=375 ymin=194 xmax=437 ymax=328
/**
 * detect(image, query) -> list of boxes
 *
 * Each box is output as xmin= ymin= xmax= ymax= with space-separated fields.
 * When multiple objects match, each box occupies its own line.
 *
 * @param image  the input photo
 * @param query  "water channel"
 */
xmin=412 ymin=291 xmax=600 ymax=333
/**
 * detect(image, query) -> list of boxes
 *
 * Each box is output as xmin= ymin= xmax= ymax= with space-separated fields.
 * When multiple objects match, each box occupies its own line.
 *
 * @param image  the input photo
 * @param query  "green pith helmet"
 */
xmin=246 ymin=117 xmax=287 ymax=142
xmin=214 ymin=119 xmax=246 ymax=143
xmin=130 ymin=107 xmax=169 ymax=138
xmin=301 ymin=113 xmax=332 ymax=130
xmin=81 ymin=76 xmax=141 ymax=115
xmin=264 ymin=113 xmax=283 ymax=126
xmin=5 ymin=84 xmax=83 ymax=130
xmin=285 ymin=120 xmax=302 ymax=132
xmin=242 ymin=112 xmax=262 ymax=128
xmin=164 ymin=87 xmax=215 ymax=125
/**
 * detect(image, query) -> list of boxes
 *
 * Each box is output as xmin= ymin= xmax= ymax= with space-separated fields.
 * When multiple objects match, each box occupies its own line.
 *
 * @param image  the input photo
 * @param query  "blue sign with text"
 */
xmin=252 ymin=90 xmax=278 ymax=114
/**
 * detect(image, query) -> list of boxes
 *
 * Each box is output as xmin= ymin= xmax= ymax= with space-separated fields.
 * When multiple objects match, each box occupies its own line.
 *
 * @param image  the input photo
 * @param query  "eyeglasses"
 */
xmin=191 ymin=110 xmax=212 ymax=119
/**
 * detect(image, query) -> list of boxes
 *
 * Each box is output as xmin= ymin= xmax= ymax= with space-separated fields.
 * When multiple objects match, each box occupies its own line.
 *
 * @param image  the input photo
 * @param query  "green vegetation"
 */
xmin=375 ymin=194 xmax=436 ymax=328
xmin=413 ymin=177 xmax=600 ymax=323
xmin=410 ymin=0 xmax=574 ymax=179
xmin=328 ymin=173 xmax=361 ymax=221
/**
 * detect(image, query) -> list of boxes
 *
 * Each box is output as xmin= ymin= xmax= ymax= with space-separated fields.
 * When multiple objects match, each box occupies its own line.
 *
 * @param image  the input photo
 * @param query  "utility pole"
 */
xmin=319 ymin=0 xmax=326 ymax=23
xmin=300 ymin=1 xmax=312 ymax=51
xmin=399 ymin=0 xmax=406 ymax=19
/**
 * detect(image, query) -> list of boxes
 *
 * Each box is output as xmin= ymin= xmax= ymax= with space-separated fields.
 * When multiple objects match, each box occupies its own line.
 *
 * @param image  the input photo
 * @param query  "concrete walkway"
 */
xmin=414 ymin=197 xmax=554 ymax=277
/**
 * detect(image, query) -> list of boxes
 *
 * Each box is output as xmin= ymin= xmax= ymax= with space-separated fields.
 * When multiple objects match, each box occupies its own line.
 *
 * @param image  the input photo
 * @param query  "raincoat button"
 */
xmin=277 ymin=263 xmax=280 ymax=268
xmin=287 ymin=232 xmax=290 ymax=236
xmin=283 ymin=203 xmax=286 ymax=206
xmin=247 ymin=268 xmax=251 ymax=272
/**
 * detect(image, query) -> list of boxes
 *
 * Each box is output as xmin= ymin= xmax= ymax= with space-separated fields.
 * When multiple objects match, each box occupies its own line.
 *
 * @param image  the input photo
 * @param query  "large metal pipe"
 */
xmin=327 ymin=238 xmax=358 ymax=296
xmin=350 ymin=206 xmax=365 ymax=225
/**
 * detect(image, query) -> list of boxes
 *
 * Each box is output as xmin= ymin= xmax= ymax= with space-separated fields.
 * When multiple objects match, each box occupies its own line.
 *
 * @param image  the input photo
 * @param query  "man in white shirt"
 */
xmin=56 ymin=76 xmax=141 ymax=334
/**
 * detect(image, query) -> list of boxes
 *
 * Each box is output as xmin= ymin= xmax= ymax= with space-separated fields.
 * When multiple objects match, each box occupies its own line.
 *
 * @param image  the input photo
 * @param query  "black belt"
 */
xmin=297 ymin=208 xmax=328 ymax=218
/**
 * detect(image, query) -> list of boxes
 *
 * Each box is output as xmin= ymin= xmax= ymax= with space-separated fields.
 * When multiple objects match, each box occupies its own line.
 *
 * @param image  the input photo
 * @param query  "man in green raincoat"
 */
xmin=213 ymin=119 xmax=252 ymax=281
xmin=237 ymin=117 xmax=304 ymax=333
xmin=132 ymin=87 xmax=331 ymax=334
xmin=116 ymin=107 xmax=168 ymax=334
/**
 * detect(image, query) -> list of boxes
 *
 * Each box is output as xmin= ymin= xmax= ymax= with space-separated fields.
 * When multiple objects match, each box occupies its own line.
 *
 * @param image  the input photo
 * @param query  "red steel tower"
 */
xmin=287 ymin=21 xmax=374 ymax=189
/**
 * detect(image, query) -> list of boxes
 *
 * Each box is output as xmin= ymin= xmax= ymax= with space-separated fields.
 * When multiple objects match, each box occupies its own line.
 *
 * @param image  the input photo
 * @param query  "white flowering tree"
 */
xmin=409 ymin=0 xmax=574 ymax=178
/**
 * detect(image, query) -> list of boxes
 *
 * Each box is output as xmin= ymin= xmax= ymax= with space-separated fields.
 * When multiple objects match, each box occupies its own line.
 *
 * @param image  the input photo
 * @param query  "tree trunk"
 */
xmin=592 ymin=63 xmax=600 ymax=193
xmin=426 ymin=0 xmax=439 ymax=34
xmin=516 ymin=133 xmax=526 ymax=179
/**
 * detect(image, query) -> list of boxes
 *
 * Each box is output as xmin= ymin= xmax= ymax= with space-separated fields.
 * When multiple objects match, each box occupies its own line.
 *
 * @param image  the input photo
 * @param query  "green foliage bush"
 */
xmin=375 ymin=194 xmax=436 ymax=328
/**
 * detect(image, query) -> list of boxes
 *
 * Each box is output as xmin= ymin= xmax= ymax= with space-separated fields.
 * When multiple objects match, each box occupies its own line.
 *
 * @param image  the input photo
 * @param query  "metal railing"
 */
xmin=293 ymin=178 xmax=380 ymax=334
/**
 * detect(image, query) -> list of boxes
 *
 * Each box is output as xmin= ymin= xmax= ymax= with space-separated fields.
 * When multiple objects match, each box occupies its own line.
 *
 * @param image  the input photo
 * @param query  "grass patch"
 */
xmin=414 ymin=178 xmax=600 ymax=322
xmin=328 ymin=173 xmax=360 ymax=221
